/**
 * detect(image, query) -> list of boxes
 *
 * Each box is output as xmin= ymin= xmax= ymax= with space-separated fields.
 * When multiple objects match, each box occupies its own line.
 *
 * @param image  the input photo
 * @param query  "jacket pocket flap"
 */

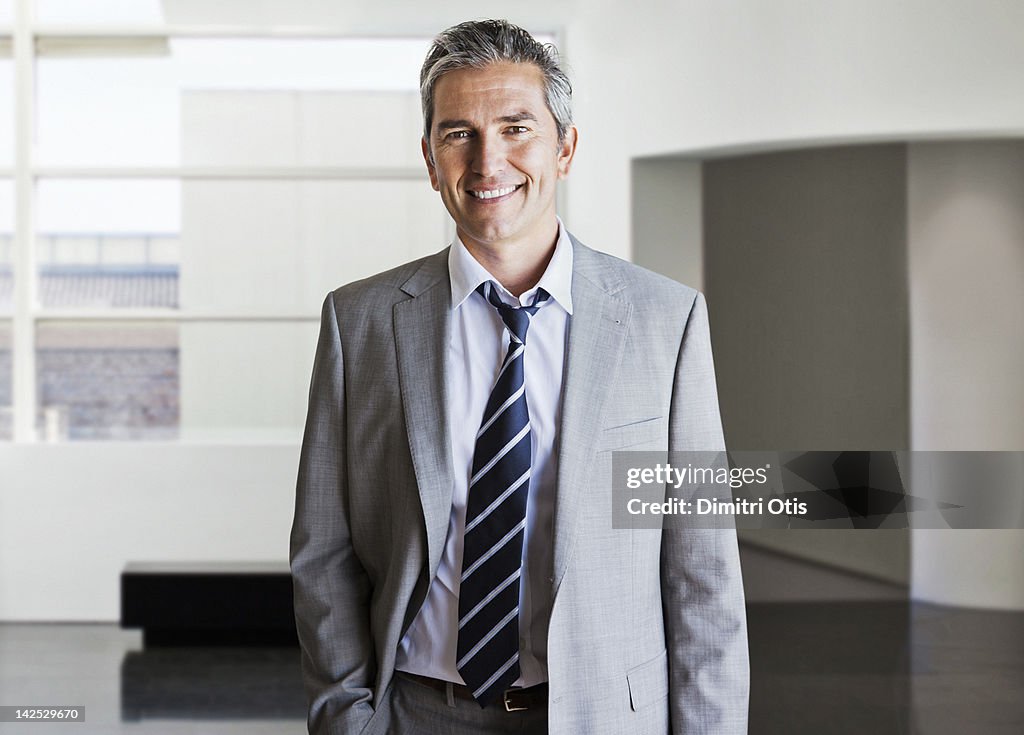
xmin=626 ymin=649 xmax=669 ymax=711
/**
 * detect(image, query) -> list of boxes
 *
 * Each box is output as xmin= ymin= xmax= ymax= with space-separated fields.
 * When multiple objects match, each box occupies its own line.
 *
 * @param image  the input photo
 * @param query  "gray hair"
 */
xmin=420 ymin=19 xmax=573 ymax=151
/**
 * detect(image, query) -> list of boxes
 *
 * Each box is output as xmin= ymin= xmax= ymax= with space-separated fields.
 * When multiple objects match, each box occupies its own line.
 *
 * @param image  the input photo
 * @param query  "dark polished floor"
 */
xmin=750 ymin=601 xmax=1024 ymax=734
xmin=1 ymin=552 xmax=1021 ymax=733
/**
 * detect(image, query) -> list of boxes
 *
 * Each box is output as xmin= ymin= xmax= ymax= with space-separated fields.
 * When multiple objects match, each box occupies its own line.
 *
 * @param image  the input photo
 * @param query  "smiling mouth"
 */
xmin=467 ymin=184 xmax=522 ymax=201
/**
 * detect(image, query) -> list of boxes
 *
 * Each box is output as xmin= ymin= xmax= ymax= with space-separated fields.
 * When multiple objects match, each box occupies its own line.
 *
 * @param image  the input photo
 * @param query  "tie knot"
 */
xmin=477 ymin=281 xmax=550 ymax=345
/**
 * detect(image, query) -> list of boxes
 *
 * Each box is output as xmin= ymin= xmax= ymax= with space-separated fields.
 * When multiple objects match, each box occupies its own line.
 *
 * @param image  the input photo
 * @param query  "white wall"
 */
xmin=565 ymin=0 xmax=1024 ymax=257
xmin=162 ymin=0 xmax=580 ymax=34
xmin=908 ymin=140 xmax=1024 ymax=610
xmin=0 ymin=443 xmax=299 ymax=620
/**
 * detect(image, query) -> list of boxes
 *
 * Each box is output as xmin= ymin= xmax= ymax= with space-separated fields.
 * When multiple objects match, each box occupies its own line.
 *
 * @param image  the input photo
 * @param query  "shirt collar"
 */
xmin=448 ymin=217 xmax=574 ymax=314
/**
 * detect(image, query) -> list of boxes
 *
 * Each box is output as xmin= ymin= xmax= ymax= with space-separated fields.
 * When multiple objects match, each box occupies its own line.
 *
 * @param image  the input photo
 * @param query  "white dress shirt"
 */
xmin=395 ymin=220 xmax=573 ymax=687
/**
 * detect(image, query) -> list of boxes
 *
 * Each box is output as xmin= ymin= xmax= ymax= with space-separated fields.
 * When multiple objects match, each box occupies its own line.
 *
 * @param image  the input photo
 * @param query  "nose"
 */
xmin=471 ymin=132 xmax=506 ymax=178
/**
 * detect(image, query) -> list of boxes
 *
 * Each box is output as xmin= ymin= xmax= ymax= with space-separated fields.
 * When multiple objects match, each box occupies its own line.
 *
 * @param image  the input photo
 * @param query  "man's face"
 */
xmin=423 ymin=62 xmax=577 ymax=256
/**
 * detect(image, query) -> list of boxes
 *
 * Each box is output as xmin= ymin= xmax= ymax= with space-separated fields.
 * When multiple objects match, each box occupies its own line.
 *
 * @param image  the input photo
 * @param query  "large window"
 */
xmin=2 ymin=1 xmax=456 ymax=442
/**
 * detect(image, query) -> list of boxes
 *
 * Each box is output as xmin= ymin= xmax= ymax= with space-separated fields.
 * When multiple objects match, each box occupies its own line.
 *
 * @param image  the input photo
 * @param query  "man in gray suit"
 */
xmin=290 ymin=19 xmax=749 ymax=735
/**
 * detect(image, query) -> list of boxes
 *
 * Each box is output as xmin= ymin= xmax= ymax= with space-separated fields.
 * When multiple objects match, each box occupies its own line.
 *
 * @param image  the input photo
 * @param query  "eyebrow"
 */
xmin=435 ymin=111 xmax=539 ymax=133
xmin=498 ymin=112 xmax=538 ymax=124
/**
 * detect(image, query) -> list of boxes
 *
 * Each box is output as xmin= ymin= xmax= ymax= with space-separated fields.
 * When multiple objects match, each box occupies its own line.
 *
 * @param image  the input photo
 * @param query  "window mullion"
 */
xmin=11 ymin=0 xmax=35 ymax=442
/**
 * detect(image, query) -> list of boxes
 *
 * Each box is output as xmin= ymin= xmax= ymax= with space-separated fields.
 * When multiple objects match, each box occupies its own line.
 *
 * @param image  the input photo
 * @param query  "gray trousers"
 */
xmin=387 ymin=673 xmax=549 ymax=735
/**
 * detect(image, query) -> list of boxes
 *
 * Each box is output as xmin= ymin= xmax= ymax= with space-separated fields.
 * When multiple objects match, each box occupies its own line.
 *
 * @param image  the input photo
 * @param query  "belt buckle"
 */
xmin=503 ymin=689 xmax=528 ymax=712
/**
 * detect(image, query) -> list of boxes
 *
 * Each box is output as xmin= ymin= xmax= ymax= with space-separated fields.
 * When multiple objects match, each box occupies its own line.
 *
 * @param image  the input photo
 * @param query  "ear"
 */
xmin=556 ymin=125 xmax=578 ymax=179
xmin=421 ymin=137 xmax=440 ymax=191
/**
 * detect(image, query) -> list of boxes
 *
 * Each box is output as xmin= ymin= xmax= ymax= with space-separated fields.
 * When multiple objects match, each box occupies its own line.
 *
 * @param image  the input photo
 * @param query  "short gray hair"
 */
xmin=420 ymin=19 xmax=573 ymax=150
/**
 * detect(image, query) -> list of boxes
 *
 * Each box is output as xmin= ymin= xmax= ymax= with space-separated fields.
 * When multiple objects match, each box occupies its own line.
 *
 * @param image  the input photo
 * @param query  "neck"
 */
xmin=461 ymin=221 xmax=559 ymax=297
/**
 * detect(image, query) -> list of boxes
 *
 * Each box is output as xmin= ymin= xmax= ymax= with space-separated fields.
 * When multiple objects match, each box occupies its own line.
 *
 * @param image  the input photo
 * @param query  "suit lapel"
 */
xmin=394 ymin=250 xmax=455 ymax=578
xmin=553 ymin=237 xmax=633 ymax=588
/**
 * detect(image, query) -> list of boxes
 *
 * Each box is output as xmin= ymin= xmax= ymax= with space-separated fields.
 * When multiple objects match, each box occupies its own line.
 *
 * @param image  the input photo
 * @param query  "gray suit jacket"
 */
xmin=290 ymin=235 xmax=749 ymax=734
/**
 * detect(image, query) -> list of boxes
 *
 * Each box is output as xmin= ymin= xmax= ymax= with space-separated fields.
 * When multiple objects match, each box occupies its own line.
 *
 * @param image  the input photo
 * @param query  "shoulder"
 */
xmin=569 ymin=233 xmax=699 ymax=313
xmin=325 ymin=246 xmax=449 ymax=313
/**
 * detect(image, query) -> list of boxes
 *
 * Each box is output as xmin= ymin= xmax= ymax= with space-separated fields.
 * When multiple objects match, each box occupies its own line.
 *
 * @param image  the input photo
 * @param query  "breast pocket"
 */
xmin=597 ymin=416 xmax=665 ymax=453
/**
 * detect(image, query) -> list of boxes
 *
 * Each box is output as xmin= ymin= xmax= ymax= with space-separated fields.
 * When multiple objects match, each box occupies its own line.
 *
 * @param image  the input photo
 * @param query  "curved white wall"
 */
xmin=565 ymin=0 xmax=1024 ymax=258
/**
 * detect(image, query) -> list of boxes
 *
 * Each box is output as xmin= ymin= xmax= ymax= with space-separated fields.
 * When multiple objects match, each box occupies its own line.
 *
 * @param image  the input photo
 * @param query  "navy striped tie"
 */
xmin=457 ymin=281 xmax=550 ymax=707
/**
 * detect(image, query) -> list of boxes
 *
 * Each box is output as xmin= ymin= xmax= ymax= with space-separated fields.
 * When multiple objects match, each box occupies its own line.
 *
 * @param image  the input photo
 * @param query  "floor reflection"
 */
xmin=120 ymin=647 xmax=305 ymax=721
xmin=1 ymin=568 xmax=1021 ymax=733
xmin=748 ymin=601 xmax=914 ymax=733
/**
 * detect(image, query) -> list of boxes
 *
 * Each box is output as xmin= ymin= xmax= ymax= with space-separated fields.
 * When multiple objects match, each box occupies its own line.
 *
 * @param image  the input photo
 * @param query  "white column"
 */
xmin=11 ymin=0 xmax=36 ymax=442
xmin=908 ymin=140 xmax=1024 ymax=611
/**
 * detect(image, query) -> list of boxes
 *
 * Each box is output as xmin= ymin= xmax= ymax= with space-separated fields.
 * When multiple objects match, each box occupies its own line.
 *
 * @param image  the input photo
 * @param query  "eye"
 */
xmin=446 ymin=130 xmax=472 ymax=140
xmin=506 ymin=125 xmax=530 ymax=135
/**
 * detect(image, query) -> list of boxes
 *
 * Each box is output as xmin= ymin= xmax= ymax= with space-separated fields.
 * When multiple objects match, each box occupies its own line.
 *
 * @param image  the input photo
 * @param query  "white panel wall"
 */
xmin=178 ymin=90 xmax=448 ymax=438
xmin=179 ymin=322 xmax=319 ymax=441
xmin=179 ymin=179 xmax=444 ymax=314
xmin=181 ymin=91 xmax=425 ymax=168
xmin=0 ymin=443 xmax=299 ymax=620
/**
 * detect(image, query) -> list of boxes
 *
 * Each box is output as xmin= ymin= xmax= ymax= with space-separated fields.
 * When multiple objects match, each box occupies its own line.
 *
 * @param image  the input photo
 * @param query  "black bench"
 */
xmin=120 ymin=561 xmax=298 ymax=646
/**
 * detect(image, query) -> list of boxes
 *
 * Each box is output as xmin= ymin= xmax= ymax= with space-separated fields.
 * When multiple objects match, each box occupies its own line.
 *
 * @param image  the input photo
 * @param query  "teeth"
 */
xmin=471 ymin=186 xmax=518 ymax=199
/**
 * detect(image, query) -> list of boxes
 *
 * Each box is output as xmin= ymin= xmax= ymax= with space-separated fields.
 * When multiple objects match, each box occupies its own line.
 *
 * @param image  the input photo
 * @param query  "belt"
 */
xmin=396 ymin=671 xmax=548 ymax=712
